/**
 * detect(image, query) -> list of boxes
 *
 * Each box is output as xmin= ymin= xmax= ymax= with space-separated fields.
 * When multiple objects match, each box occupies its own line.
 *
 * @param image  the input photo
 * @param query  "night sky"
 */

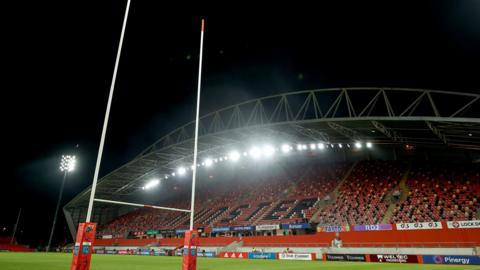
xmin=2 ymin=1 xmax=480 ymax=248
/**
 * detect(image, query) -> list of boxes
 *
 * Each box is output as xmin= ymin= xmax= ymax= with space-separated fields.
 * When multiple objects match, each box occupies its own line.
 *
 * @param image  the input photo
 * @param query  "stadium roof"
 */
xmin=65 ymin=87 xmax=480 ymax=212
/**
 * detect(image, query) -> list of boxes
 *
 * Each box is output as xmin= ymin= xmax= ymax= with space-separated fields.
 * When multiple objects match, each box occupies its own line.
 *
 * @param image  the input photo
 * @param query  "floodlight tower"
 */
xmin=46 ymin=155 xmax=76 ymax=252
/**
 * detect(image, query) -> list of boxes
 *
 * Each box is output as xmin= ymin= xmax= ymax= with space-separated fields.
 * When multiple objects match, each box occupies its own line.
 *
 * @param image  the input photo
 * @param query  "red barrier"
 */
xmin=242 ymin=227 xmax=480 ymax=247
xmin=338 ymin=226 xmax=480 ymax=247
xmin=93 ymin=227 xmax=480 ymax=248
xmin=0 ymin=244 xmax=34 ymax=252
xmin=94 ymin=237 xmax=239 ymax=247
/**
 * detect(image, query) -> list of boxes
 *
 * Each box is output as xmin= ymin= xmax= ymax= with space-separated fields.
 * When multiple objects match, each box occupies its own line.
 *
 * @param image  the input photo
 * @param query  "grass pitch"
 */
xmin=0 ymin=252 xmax=475 ymax=270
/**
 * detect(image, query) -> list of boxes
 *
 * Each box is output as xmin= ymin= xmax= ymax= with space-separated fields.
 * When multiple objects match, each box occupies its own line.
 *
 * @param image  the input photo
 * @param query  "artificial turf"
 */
xmin=0 ymin=252 xmax=475 ymax=270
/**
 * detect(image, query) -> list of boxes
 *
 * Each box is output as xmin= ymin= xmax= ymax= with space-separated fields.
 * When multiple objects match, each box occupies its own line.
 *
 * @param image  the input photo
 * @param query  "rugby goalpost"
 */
xmin=71 ymin=0 xmax=205 ymax=268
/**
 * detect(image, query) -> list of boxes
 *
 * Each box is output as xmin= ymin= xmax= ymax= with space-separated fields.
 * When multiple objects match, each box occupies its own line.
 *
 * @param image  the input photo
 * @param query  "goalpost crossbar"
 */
xmin=94 ymin=198 xmax=191 ymax=213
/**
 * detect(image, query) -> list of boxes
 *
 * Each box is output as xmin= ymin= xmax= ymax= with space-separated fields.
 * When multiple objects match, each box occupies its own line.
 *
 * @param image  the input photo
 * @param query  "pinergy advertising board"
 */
xmin=423 ymin=255 xmax=480 ymax=265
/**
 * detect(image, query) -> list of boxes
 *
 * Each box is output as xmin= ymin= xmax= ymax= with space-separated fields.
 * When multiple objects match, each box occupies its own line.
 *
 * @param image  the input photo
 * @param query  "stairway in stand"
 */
xmin=309 ymin=161 xmax=358 ymax=223
xmin=381 ymin=161 xmax=412 ymax=224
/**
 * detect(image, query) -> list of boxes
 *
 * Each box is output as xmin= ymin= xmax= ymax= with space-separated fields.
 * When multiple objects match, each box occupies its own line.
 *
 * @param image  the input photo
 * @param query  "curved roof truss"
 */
xmin=66 ymin=87 xmax=480 ymax=207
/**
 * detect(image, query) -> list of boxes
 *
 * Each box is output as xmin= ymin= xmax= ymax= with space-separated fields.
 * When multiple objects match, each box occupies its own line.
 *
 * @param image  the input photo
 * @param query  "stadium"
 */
xmin=3 ymin=2 xmax=480 ymax=270
xmin=59 ymin=88 xmax=480 ymax=268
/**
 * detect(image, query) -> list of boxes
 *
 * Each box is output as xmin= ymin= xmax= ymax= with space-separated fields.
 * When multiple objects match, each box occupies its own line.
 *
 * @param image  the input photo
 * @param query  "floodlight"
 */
xmin=310 ymin=144 xmax=316 ymax=150
xmin=338 ymin=143 xmax=343 ymax=148
xmin=205 ymin=158 xmax=213 ymax=167
xmin=302 ymin=145 xmax=307 ymax=150
xmin=144 ymin=179 xmax=160 ymax=190
xmin=177 ymin=167 xmax=186 ymax=175
xmin=355 ymin=142 xmax=362 ymax=149
xmin=60 ymin=155 xmax=76 ymax=172
xmin=262 ymin=145 xmax=275 ymax=157
xmin=366 ymin=142 xmax=373 ymax=148
xmin=281 ymin=144 xmax=291 ymax=153
xmin=297 ymin=144 xmax=302 ymax=151
xmin=229 ymin=151 xmax=240 ymax=161
xmin=318 ymin=143 xmax=325 ymax=150
xmin=249 ymin=147 xmax=261 ymax=159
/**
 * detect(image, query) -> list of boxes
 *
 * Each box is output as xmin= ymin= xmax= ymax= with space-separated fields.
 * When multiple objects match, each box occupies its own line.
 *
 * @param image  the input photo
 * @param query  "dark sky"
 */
xmin=2 ymin=1 xmax=480 ymax=247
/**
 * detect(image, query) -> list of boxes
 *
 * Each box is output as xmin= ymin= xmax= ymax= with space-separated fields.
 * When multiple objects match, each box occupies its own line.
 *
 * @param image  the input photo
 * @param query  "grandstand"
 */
xmin=63 ymin=88 xmax=480 ymax=258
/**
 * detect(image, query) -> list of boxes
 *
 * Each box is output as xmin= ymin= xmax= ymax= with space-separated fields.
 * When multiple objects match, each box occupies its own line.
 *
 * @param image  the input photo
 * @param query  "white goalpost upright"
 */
xmin=71 ymin=0 xmax=205 ymax=266
xmin=83 ymin=0 xmax=205 ymax=230
xmin=189 ymin=19 xmax=205 ymax=231
xmin=85 ymin=0 xmax=132 ymax=223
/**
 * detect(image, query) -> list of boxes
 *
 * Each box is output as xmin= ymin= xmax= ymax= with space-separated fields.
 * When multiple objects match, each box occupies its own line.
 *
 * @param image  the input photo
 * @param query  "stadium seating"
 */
xmin=316 ymin=161 xmax=404 ymax=225
xmin=98 ymin=161 xmax=349 ymax=235
xmin=391 ymin=163 xmax=480 ymax=223
xmin=98 ymin=160 xmax=479 ymax=238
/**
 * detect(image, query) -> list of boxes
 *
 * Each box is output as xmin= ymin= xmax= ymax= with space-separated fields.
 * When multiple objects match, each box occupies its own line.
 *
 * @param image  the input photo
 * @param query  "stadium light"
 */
xmin=177 ymin=167 xmax=186 ymax=175
xmin=281 ymin=144 xmax=291 ymax=153
xmin=48 ymin=154 xmax=76 ymax=252
xmin=249 ymin=146 xmax=261 ymax=159
xmin=262 ymin=145 xmax=275 ymax=157
xmin=160 ymin=140 xmax=373 ymax=178
xmin=228 ymin=151 xmax=240 ymax=161
xmin=143 ymin=179 xmax=160 ymax=190
xmin=204 ymin=158 xmax=213 ymax=167
xmin=60 ymin=155 xmax=76 ymax=172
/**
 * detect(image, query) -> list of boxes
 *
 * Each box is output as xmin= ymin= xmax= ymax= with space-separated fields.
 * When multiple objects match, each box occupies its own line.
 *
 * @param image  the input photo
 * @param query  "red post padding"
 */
xmin=71 ymin=222 xmax=96 ymax=270
xmin=182 ymin=230 xmax=199 ymax=270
